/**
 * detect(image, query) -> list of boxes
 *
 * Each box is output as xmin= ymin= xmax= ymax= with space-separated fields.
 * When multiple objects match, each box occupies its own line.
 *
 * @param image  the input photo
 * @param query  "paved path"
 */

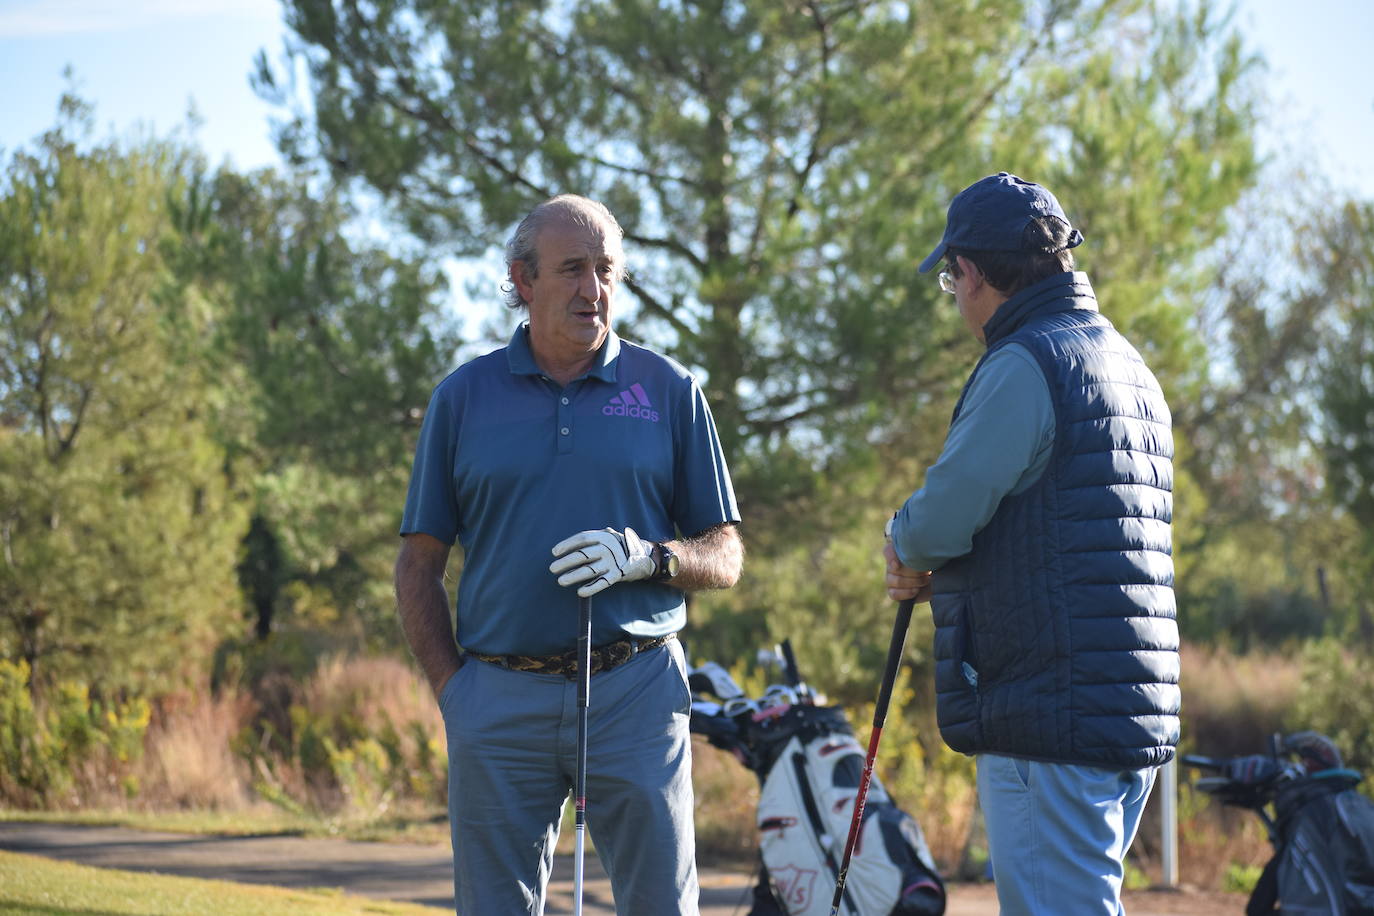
xmin=0 ymin=822 xmax=758 ymax=914
xmin=0 ymin=821 xmax=1241 ymax=914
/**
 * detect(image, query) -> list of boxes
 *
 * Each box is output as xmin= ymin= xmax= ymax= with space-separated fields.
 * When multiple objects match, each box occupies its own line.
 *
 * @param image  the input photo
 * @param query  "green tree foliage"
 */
xmin=172 ymin=168 xmax=461 ymax=647
xmin=262 ymin=0 xmax=1254 ymax=458
xmin=1291 ymin=639 xmax=1374 ymax=782
xmin=0 ymin=98 xmax=248 ymax=692
xmin=1 ymin=95 xmax=463 ymax=694
xmin=1167 ymin=177 xmax=1340 ymax=645
xmin=1317 ymin=201 xmax=1374 ymax=635
xmin=262 ymin=0 xmax=1262 ymax=685
xmin=1167 ymin=181 xmax=1374 ymax=647
xmin=1321 ymin=202 xmax=1374 ymax=525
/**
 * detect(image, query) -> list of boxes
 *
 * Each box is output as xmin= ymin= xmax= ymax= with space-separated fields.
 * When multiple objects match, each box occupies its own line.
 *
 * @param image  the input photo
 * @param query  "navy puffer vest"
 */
xmin=930 ymin=272 xmax=1180 ymax=769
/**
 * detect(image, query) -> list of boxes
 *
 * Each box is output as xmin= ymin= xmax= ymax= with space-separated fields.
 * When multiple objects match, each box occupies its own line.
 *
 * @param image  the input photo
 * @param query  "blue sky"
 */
xmin=0 ymin=0 xmax=283 ymax=171
xmin=1 ymin=0 xmax=1371 ymax=198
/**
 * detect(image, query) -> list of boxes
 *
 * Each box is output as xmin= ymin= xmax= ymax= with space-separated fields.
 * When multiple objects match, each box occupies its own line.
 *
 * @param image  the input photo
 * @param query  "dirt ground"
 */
xmin=0 ymin=821 xmax=1246 ymax=914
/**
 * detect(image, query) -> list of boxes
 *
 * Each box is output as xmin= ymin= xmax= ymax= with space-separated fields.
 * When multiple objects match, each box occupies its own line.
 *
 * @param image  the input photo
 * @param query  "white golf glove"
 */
xmin=549 ymin=527 xmax=657 ymax=598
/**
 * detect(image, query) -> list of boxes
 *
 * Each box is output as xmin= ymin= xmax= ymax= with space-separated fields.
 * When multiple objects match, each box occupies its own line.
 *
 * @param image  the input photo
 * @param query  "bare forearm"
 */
xmin=395 ymin=547 xmax=462 ymax=700
xmin=667 ymin=523 xmax=743 ymax=592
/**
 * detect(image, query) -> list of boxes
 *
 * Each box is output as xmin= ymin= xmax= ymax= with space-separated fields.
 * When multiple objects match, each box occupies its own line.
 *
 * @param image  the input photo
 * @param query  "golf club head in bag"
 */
xmin=757 ymin=640 xmax=816 ymax=702
xmin=688 ymin=660 xmax=747 ymax=701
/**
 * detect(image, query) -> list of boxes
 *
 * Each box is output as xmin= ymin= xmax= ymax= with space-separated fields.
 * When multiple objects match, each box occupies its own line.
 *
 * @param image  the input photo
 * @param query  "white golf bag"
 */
xmin=688 ymin=644 xmax=945 ymax=916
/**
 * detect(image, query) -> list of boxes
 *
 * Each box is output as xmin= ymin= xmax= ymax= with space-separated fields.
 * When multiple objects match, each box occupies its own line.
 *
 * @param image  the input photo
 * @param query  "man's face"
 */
xmin=949 ymin=256 xmax=992 ymax=343
xmin=517 ymin=216 xmax=622 ymax=358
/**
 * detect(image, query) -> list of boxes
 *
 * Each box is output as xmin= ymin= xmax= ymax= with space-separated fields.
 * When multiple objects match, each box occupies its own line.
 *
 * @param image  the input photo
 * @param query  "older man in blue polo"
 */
xmin=884 ymin=173 xmax=1180 ymax=915
xmin=396 ymin=194 xmax=743 ymax=915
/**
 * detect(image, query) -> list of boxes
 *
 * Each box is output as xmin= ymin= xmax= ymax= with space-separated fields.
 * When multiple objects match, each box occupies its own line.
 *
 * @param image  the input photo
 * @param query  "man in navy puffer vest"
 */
xmin=885 ymin=173 xmax=1180 ymax=915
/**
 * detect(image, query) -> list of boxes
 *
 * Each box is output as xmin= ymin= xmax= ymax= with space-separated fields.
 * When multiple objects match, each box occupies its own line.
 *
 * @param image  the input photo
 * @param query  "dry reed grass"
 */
xmin=905 ymin=761 xmax=979 ymax=875
xmin=138 ymin=690 xmax=258 ymax=810
xmin=300 ymin=655 xmax=443 ymax=739
xmin=1124 ymin=640 xmax=1301 ymax=888
xmin=1178 ymin=640 xmax=1302 ymax=757
xmin=7 ymin=643 xmax=1309 ymax=894
xmin=1176 ymin=787 xmax=1272 ymax=889
xmin=690 ymin=735 xmax=759 ymax=865
xmin=113 ymin=656 xmax=447 ymax=821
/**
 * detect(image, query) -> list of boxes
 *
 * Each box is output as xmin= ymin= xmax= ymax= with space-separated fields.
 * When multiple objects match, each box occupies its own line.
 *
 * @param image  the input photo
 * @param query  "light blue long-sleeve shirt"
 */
xmin=891 ymin=343 xmax=1055 ymax=572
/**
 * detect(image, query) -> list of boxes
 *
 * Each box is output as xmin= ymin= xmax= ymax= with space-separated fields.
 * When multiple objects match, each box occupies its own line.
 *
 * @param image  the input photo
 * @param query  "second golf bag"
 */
xmin=1184 ymin=731 xmax=1374 ymax=915
xmin=689 ymin=643 xmax=945 ymax=916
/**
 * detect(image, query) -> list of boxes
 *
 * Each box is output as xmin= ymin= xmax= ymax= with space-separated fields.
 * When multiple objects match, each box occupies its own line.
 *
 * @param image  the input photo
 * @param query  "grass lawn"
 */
xmin=0 ymin=849 xmax=449 ymax=915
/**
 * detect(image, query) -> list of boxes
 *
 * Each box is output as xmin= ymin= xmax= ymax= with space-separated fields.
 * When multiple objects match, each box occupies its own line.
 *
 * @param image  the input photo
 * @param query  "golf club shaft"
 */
xmin=574 ymin=595 xmax=592 ymax=916
xmin=830 ymin=597 xmax=916 ymax=916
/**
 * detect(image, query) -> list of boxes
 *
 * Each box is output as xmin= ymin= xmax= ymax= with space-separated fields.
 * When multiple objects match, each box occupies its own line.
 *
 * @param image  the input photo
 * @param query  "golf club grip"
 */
xmin=872 ymin=598 xmax=916 ymax=726
xmin=780 ymin=638 xmax=803 ymax=687
xmin=577 ymin=596 xmax=592 ymax=707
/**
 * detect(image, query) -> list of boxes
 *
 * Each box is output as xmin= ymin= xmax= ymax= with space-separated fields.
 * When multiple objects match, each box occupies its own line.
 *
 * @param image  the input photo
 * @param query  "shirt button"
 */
xmin=561 ymin=397 xmax=569 ymax=405
xmin=561 ymin=427 xmax=570 ymax=436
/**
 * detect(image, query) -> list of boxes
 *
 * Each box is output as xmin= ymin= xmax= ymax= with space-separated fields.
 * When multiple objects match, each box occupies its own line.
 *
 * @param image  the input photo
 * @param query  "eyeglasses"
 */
xmin=938 ymin=268 xmax=956 ymax=295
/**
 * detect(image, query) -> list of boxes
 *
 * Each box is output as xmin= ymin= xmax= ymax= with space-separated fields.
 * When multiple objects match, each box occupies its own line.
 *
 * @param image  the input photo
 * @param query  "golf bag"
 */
xmin=1184 ymin=731 xmax=1374 ymax=915
xmin=688 ymin=643 xmax=945 ymax=916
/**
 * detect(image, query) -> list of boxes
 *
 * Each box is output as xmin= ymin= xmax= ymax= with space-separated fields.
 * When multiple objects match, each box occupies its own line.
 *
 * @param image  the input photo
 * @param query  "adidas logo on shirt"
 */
xmin=602 ymin=383 xmax=660 ymax=422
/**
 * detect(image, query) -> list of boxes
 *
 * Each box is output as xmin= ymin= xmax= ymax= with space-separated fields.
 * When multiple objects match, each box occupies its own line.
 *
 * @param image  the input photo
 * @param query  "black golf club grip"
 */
xmin=1180 ymin=754 xmax=1228 ymax=773
xmin=873 ymin=598 xmax=916 ymax=726
xmin=577 ymin=596 xmax=592 ymax=706
xmin=780 ymin=638 xmax=803 ymax=688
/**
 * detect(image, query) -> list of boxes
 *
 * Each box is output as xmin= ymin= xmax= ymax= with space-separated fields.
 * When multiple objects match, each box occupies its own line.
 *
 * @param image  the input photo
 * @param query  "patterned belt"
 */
xmin=467 ymin=633 xmax=675 ymax=679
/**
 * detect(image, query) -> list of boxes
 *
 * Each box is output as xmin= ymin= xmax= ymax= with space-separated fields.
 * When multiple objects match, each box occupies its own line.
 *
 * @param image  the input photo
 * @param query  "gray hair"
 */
xmin=501 ymin=195 xmax=627 ymax=309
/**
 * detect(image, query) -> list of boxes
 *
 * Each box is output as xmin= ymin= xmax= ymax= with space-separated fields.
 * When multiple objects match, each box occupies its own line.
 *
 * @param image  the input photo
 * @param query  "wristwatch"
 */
xmin=653 ymin=542 xmax=680 ymax=581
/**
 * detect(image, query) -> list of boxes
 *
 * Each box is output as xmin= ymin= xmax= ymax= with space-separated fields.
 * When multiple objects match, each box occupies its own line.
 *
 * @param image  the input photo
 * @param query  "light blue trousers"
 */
xmin=977 ymin=754 xmax=1156 ymax=916
xmin=439 ymin=639 xmax=698 ymax=915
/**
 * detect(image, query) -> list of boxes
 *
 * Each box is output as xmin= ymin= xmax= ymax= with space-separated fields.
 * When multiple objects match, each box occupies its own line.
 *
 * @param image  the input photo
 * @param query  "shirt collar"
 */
xmin=505 ymin=321 xmax=621 ymax=382
xmin=983 ymin=271 xmax=1098 ymax=348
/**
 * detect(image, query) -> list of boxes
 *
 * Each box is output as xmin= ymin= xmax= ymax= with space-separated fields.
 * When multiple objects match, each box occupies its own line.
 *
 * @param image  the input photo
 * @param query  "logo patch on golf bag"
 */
xmin=770 ymin=865 xmax=820 ymax=911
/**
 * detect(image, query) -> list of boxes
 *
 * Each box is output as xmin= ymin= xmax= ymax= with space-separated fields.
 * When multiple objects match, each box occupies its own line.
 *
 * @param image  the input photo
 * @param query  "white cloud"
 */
xmin=0 ymin=0 xmax=280 ymax=39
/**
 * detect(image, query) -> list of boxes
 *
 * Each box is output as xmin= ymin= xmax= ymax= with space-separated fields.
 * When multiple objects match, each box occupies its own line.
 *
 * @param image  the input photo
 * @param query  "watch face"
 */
xmin=656 ymin=544 xmax=679 ymax=579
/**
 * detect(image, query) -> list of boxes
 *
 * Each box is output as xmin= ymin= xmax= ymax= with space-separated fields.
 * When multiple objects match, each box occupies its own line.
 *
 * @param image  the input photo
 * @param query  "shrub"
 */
xmin=853 ymin=677 xmax=977 ymax=875
xmin=0 ymin=659 xmax=151 ymax=807
xmin=1289 ymin=638 xmax=1374 ymax=779
xmin=1224 ymin=862 xmax=1264 ymax=894
xmin=238 ymin=654 xmax=448 ymax=823
xmin=0 ymin=660 xmax=58 ymax=801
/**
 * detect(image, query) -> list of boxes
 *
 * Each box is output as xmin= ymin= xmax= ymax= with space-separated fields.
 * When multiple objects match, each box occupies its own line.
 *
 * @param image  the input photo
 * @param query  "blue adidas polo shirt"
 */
xmin=400 ymin=323 xmax=740 ymax=657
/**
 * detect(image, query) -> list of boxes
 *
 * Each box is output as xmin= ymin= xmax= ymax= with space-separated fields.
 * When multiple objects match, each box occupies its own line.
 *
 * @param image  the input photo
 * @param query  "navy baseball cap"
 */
xmin=918 ymin=172 xmax=1084 ymax=273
